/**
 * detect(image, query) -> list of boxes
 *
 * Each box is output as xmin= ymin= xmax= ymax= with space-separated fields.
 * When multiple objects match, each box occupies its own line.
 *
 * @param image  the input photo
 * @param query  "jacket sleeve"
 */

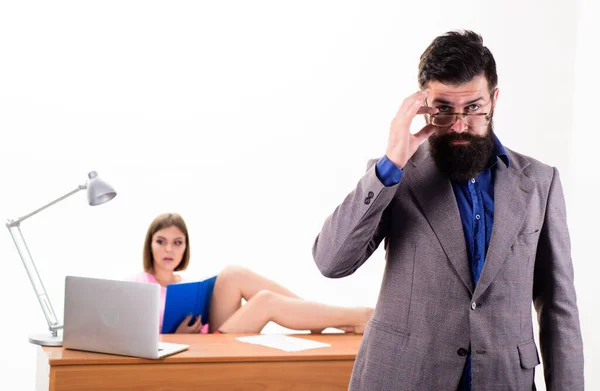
xmin=312 ymin=159 xmax=399 ymax=278
xmin=532 ymin=167 xmax=584 ymax=390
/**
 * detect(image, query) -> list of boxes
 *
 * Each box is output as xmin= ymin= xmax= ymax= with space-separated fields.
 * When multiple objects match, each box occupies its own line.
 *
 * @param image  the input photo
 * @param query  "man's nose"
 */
xmin=450 ymin=117 xmax=467 ymax=133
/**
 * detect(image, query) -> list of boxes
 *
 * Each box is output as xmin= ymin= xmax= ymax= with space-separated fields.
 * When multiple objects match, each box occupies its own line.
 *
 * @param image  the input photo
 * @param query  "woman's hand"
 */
xmin=175 ymin=314 xmax=203 ymax=333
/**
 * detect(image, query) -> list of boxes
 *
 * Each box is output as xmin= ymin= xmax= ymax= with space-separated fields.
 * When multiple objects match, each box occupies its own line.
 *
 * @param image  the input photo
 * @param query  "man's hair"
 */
xmin=418 ymin=30 xmax=497 ymax=93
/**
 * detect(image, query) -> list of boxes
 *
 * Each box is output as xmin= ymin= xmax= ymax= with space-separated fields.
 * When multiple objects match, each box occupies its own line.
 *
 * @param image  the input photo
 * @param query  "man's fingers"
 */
xmin=387 ymin=89 xmax=432 ymax=168
xmin=413 ymin=124 xmax=437 ymax=143
xmin=397 ymin=91 xmax=430 ymax=123
xmin=416 ymin=106 xmax=437 ymax=115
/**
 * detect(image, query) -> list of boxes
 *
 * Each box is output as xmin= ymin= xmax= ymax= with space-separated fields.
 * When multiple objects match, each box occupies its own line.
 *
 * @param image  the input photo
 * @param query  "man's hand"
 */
xmin=175 ymin=314 xmax=203 ymax=334
xmin=385 ymin=90 xmax=438 ymax=169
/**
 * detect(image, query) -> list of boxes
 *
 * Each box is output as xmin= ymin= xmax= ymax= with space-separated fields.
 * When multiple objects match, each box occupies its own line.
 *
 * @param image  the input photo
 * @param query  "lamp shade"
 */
xmin=86 ymin=171 xmax=117 ymax=206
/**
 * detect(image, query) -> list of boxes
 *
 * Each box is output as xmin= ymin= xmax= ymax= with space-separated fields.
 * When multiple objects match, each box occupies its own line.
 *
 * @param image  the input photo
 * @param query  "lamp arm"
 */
xmin=6 ymin=184 xmax=86 ymax=227
xmin=5 ymin=184 xmax=86 ymax=335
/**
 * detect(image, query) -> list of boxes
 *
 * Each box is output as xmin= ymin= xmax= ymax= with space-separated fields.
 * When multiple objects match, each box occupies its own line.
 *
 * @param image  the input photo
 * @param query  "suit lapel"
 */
xmin=405 ymin=151 xmax=474 ymax=295
xmin=472 ymin=160 xmax=534 ymax=300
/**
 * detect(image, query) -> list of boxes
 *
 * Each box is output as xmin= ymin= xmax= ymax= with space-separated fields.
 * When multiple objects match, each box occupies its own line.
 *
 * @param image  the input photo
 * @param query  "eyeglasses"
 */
xmin=429 ymin=112 xmax=492 ymax=127
xmin=425 ymin=97 xmax=494 ymax=128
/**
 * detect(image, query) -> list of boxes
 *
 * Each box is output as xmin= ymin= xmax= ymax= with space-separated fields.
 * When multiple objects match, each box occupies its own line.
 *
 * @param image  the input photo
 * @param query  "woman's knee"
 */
xmin=218 ymin=265 xmax=251 ymax=283
xmin=249 ymin=290 xmax=279 ymax=308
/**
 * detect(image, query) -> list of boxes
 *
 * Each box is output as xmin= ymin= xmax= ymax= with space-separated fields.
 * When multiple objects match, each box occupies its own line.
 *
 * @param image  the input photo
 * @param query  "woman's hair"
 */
xmin=143 ymin=213 xmax=190 ymax=273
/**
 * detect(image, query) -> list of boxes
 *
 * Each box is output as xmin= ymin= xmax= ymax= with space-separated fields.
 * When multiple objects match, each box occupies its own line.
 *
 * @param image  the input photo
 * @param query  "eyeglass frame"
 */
xmin=425 ymin=93 xmax=496 ymax=128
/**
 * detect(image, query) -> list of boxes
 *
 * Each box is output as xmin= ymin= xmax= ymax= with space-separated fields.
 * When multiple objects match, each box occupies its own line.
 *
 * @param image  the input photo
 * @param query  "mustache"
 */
xmin=434 ymin=132 xmax=487 ymax=143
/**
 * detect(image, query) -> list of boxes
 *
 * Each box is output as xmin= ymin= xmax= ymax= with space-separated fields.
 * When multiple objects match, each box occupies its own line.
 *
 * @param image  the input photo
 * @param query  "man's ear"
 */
xmin=492 ymin=87 xmax=500 ymax=110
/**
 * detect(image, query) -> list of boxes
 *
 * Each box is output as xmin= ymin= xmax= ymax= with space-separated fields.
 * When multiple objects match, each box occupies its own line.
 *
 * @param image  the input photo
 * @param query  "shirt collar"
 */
xmin=492 ymin=133 xmax=510 ymax=168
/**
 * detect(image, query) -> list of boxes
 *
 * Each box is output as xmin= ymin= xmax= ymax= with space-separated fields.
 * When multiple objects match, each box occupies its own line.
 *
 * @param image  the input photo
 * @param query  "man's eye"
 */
xmin=437 ymin=105 xmax=451 ymax=112
xmin=467 ymin=104 xmax=480 ymax=111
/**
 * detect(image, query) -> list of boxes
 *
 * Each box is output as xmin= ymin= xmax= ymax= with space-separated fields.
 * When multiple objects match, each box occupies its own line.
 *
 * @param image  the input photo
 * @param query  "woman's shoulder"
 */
xmin=129 ymin=271 xmax=158 ymax=284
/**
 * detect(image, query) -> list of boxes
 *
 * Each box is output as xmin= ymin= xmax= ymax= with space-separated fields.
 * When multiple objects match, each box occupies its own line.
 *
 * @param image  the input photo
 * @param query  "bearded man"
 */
xmin=312 ymin=30 xmax=584 ymax=391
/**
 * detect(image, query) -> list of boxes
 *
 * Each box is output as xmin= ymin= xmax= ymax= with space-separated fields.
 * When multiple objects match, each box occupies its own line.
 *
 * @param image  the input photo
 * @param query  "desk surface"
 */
xmin=41 ymin=333 xmax=363 ymax=366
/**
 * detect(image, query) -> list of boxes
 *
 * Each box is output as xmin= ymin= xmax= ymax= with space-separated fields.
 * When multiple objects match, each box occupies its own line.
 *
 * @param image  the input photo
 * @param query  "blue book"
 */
xmin=161 ymin=276 xmax=217 ymax=334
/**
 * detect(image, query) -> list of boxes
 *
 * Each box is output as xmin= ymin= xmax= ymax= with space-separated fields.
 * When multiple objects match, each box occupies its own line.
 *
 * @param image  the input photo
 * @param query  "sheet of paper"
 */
xmin=235 ymin=334 xmax=331 ymax=352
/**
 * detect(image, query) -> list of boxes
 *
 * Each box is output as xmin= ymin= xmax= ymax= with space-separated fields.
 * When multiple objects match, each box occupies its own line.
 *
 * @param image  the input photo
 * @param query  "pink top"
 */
xmin=131 ymin=271 xmax=209 ymax=334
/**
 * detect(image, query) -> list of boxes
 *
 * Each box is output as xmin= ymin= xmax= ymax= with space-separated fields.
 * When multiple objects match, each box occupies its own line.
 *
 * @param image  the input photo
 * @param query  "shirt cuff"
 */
xmin=375 ymin=155 xmax=403 ymax=186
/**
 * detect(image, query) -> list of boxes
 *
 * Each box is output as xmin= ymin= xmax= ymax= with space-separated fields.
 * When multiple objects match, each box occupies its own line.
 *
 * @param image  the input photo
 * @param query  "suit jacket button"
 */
xmin=364 ymin=197 xmax=371 ymax=205
xmin=457 ymin=348 xmax=468 ymax=357
xmin=367 ymin=191 xmax=374 ymax=198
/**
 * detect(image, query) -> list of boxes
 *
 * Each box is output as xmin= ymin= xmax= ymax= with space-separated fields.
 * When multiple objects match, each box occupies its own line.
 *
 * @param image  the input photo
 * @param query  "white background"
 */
xmin=0 ymin=1 xmax=597 ymax=389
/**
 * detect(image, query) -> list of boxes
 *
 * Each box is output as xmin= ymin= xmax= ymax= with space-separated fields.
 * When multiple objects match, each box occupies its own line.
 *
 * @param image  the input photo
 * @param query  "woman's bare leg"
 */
xmin=209 ymin=266 xmax=303 ymax=332
xmin=217 ymin=290 xmax=373 ymax=334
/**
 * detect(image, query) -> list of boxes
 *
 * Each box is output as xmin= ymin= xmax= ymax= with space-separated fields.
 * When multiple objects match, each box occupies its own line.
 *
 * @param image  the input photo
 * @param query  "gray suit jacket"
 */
xmin=313 ymin=143 xmax=584 ymax=391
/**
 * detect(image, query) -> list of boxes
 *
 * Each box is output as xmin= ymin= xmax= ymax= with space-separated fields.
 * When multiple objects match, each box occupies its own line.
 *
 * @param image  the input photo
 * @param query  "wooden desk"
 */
xmin=36 ymin=333 xmax=362 ymax=390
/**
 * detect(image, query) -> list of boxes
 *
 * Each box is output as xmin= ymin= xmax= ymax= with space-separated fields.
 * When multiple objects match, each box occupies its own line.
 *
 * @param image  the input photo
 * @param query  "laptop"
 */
xmin=63 ymin=276 xmax=189 ymax=359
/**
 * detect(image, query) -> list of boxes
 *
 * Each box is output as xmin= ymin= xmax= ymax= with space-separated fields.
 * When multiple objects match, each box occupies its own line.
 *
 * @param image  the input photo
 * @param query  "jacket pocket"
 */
xmin=517 ymin=338 xmax=541 ymax=369
xmin=358 ymin=319 xmax=412 ymax=391
xmin=368 ymin=318 xmax=411 ymax=338
xmin=515 ymin=228 xmax=540 ymax=246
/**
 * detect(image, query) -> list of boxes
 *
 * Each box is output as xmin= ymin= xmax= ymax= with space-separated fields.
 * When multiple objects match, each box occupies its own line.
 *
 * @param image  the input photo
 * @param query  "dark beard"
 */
xmin=428 ymin=122 xmax=495 ymax=182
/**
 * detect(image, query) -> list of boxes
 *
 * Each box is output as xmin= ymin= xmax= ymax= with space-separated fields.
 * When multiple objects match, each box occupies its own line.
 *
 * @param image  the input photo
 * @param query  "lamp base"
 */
xmin=29 ymin=333 xmax=63 ymax=347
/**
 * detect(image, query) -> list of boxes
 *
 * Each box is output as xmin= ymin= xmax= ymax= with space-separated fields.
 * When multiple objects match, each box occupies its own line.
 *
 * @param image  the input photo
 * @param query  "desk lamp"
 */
xmin=6 ymin=171 xmax=116 ymax=346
